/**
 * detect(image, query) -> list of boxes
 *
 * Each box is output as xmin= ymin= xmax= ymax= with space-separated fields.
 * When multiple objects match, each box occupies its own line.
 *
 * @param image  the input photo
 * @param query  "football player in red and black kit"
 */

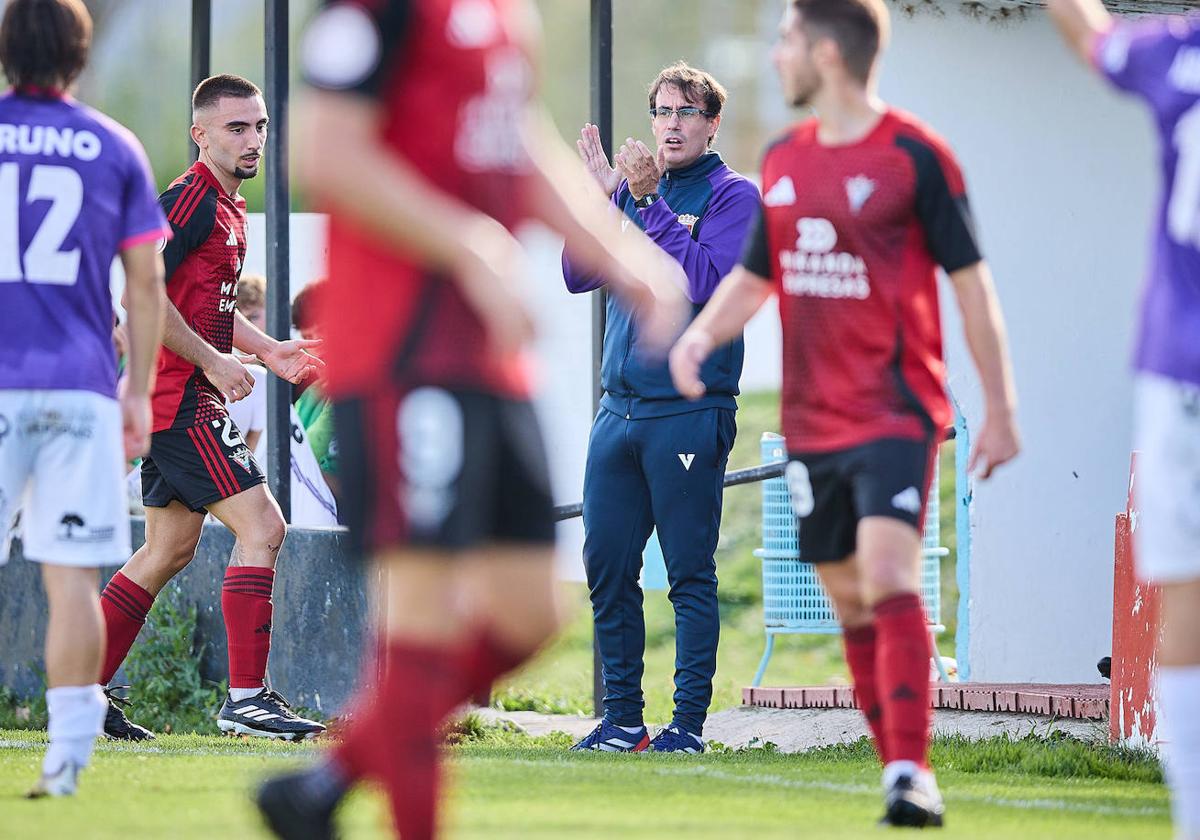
xmin=98 ymin=75 xmax=326 ymax=742
xmin=254 ymin=1 xmax=686 ymax=837
xmin=671 ymin=0 xmax=1020 ymax=829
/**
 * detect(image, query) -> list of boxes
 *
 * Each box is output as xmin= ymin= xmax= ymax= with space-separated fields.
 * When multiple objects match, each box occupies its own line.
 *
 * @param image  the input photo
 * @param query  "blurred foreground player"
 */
xmin=1049 ymin=4 xmax=1200 ymax=838
xmin=0 ymin=0 xmax=165 ymax=796
xmin=97 ymin=74 xmax=325 ymax=742
xmin=256 ymin=1 xmax=686 ymax=837
xmin=670 ymin=0 xmax=1019 ymax=827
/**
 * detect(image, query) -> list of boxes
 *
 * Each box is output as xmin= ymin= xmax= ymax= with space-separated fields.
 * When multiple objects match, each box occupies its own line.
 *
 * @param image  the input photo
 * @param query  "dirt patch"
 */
xmin=474 ymin=705 xmax=1106 ymax=753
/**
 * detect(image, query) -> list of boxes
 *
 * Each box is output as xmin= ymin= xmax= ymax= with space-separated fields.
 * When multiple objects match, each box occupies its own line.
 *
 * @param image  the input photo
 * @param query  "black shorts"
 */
xmin=141 ymin=413 xmax=265 ymax=513
xmin=335 ymin=385 xmax=556 ymax=557
xmin=787 ymin=437 xmax=937 ymax=564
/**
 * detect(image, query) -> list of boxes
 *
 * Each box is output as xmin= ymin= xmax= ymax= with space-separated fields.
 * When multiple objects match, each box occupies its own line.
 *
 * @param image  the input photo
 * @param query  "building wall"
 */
xmin=108 ymin=2 xmax=1155 ymax=680
xmin=881 ymin=5 xmax=1154 ymax=682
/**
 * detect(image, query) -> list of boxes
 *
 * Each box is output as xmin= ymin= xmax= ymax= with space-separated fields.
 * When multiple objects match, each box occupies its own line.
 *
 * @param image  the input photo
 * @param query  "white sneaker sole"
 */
xmin=217 ymin=719 xmax=322 ymax=741
xmin=26 ymin=766 xmax=79 ymax=798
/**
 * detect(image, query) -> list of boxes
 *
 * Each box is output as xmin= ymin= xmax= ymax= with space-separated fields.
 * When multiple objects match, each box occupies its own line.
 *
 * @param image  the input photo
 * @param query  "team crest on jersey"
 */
xmin=677 ymin=214 xmax=699 ymax=234
xmin=230 ymin=445 xmax=254 ymax=473
xmin=844 ymin=175 xmax=876 ymax=215
xmin=764 ymin=176 xmax=796 ymax=207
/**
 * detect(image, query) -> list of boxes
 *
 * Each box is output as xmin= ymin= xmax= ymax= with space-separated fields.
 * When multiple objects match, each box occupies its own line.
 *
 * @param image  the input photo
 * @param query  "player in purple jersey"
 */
xmin=0 ymin=0 xmax=165 ymax=798
xmin=1050 ymin=3 xmax=1200 ymax=838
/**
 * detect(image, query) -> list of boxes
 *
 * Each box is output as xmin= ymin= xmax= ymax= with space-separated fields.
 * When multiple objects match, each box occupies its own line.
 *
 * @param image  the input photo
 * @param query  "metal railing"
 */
xmin=553 ymin=426 xmax=957 ymax=696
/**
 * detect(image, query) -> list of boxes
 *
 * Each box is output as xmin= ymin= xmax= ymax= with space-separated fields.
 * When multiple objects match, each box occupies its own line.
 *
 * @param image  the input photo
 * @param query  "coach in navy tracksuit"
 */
xmin=563 ymin=62 xmax=760 ymax=753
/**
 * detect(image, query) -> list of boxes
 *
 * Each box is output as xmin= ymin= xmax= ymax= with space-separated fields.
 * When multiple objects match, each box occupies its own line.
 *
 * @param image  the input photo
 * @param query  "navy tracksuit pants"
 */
xmin=582 ymin=405 xmax=736 ymax=736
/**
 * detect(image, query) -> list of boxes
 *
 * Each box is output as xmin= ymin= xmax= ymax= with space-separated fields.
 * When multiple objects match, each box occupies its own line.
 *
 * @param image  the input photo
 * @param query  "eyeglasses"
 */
xmin=648 ymin=106 xmax=713 ymax=121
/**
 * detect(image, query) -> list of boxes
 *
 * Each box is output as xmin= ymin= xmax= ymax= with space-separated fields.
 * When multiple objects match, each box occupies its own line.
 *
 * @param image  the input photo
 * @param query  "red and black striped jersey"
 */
xmin=742 ymin=108 xmax=981 ymax=453
xmin=151 ymin=160 xmax=248 ymax=432
xmin=301 ymin=0 xmax=535 ymax=399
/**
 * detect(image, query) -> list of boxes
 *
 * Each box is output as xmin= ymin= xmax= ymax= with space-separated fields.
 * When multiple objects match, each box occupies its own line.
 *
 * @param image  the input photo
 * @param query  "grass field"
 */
xmin=0 ymin=728 xmax=1169 ymax=839
xmin=493 ymin=390 xmax=959 ymax=720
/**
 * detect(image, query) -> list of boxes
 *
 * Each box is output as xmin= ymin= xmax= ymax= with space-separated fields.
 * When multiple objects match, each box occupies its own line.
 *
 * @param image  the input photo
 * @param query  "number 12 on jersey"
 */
xmin=0 ymin=161 xmax=83 ymax=285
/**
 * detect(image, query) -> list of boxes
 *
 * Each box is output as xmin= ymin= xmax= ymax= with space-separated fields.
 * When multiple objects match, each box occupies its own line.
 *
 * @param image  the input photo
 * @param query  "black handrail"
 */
xmin=552 ymin=425 xmax=955 ymax=522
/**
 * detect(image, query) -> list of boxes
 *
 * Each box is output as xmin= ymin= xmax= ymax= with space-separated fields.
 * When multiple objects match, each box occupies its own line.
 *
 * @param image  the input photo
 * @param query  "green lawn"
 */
xmin=0 ymin=730 xmax=1169 ymax=839
xmin=496 ymin=390 xmax=960 ymax=720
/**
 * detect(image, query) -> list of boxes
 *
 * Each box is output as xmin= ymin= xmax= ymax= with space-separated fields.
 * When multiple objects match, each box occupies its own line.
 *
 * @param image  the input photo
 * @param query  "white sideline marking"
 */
xmin=0 ymin=741 xmax=1169 ymax=818
xmin=499 ymin=759 xmax=1166 ymax=818
xmin=0 ymin=740 xmax=307 ymax=759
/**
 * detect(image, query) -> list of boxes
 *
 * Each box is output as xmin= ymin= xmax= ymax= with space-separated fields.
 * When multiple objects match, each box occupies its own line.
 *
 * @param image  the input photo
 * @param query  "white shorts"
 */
xmin=0 ymin=390 xmax=131 ymax=568
xmin=1133 ymin=373 xmax=1200 ymax=583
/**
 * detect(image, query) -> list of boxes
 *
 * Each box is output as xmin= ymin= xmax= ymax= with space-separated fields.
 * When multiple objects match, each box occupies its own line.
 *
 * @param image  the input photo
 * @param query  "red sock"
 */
xmin=334 ymin=640 xmax=458 ymax=840
xmin=843 ymin=623 xmax=888 ymax=764
xmin=99 ymin=572 xmax=155 ymax=685
xmin=874 ymin=592 xmax=932 ymax=767
xmin=459 ymin=626 xmax=536 ymax=705
xmin=221 ymin=567 xmax=274 ymax=690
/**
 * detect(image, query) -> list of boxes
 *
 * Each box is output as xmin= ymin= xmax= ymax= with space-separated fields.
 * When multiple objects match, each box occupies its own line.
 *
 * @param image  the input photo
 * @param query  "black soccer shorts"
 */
xmin=141 ymin=412 xmax=265 ymax=512
xmin=786 ymin=436 xmax=937 ymax=563
xmin=335 ymin=385 xmax=556 ymax=558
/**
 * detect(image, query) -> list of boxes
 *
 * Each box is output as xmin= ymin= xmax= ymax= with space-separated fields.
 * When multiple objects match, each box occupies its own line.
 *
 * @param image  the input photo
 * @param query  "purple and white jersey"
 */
xmin=1095 ymin=18 xmax=1200 ymax=386
xmin=0 ymin=90 xmax=168 ymax=398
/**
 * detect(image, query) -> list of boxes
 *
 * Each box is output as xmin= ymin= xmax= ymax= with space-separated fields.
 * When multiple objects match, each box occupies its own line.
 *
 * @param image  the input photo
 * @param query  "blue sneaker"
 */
xmin=647 ymin=724 xmax=705 ymax=754
xmin=570 ymin=719 xmax=649 ymax=752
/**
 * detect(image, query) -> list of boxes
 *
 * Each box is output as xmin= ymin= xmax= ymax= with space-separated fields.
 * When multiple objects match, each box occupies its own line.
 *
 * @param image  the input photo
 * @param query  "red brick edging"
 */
xmin=742 ymin=683 xmax=1109 ymax=721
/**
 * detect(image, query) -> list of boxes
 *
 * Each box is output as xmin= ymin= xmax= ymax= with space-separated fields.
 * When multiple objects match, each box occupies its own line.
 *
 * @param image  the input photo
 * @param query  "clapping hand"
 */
xmin=576 ymin=123 xmax=622 ymax=197
xmin=614 ymin=139 xmax=663 ymax=200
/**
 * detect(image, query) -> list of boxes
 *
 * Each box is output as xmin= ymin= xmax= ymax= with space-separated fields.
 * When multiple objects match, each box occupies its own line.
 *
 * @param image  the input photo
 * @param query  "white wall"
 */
xmin=881 ymin=6 xmax=1153 ymax=682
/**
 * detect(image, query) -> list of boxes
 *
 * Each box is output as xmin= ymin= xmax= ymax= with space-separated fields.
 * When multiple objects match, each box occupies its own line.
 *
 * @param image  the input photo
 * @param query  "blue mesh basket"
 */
xmin=756 ymin=433 xmax=944 ymax=633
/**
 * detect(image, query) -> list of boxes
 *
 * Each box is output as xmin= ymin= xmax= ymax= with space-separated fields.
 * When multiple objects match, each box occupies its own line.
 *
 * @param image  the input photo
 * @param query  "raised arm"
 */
xmin=1047 ymin=0 xmax=1112 ymax=66
xmin=522 ymin=110 xmax=687 ymax=352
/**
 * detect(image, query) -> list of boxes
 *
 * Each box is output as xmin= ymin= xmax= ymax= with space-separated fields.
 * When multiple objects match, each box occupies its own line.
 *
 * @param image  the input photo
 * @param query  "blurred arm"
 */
xmin=118 ymin=241 xmax=165 ymax=396
xmin=1047 ymin=0 xmax=1112 ymax=65
xmin=297 ymin=91 xmax=518 ymax=284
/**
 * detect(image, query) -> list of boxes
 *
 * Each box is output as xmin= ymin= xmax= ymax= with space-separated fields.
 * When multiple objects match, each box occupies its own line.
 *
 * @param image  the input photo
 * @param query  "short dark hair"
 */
xmin=0 ymin=0 xmax=92 ymax=90
xmin=291 ymin=279 xmax=326 ymax=332
xmin=647 ymin=61 xmax=727 ymax=118
xmin=791 ymin=0 xmax=889 ymax=85
xmin=192 ymin=74 xmax=262 ymax=114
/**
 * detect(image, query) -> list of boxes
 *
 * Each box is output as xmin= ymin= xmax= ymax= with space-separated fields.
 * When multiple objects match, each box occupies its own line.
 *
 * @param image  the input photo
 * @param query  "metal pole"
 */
xmin=189 ymin=0 xmax=211 ymax=163
xmin=264 ymin=0 xmax=291 ymax=521
xmin=589 ymin=0 xmax=613 ymax=720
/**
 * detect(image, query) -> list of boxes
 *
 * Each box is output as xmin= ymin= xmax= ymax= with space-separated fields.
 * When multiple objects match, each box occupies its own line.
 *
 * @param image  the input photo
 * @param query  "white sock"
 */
xmin=1158 ymin=666 xmax=1200 ymax=837
xmin=229 ymin=686 xmax=264 ymax=702
xmin=616 ymin=724 xmax=644 ymax=734
xmin=882 ymin=759 xmax=921 ymax=789
xmin=44 ymin=685 xmax=106 ymax=775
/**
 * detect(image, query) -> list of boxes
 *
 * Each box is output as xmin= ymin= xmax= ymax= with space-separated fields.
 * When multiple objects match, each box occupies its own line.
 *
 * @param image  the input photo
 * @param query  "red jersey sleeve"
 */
xmin=739 ymin=204 xmax=772 ymax=281
xmin=894 ymin=129 xmax=982 ymax=274
xmin=158 ymin=180 xmax=216 ymax=282
xmin=301 ymin=0 xmax=413 ymax=99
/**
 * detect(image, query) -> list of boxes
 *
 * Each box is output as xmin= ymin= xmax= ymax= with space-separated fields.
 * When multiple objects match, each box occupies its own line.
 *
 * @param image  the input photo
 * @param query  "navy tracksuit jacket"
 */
xmin=562 ymin=151 xmax=760 ymax=734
